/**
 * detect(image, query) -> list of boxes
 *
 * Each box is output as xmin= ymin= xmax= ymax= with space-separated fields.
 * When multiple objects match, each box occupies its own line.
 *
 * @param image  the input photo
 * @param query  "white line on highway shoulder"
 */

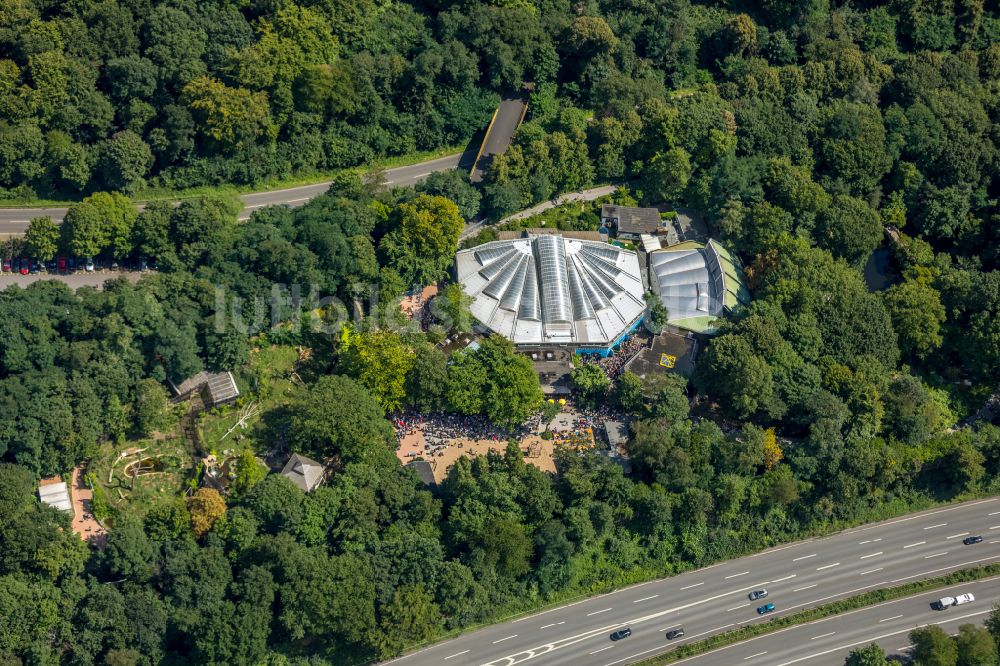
xmin=903 ymin=541 xmax=926 ymax=548
xmin=590 ymin=646 xmax=614 ymax=655
xmin=946 ymin=532 xmax=969 ymax=539
xmin=727 ymin=603 xmax=750 ymax=612
xmin=811 ymin=632 xmax=836 ymax=640
xmin=602 ymin=646 xmax=662 ymax=666
xmin=924 ymin=552 xmax=948 ymax=559
xmin=860 ymin=552 xmax=882 ymax=559
xmin=587 ymin=608 xmax=613 ymax=616
xmin=792 ymin=554 xmax=816 ymax=561
xmin=793 ymin=584 xmax=817 ymax=592
xmin=924 ymin=522 xmax=947 ymax=530
xmin=726 ymin=571 xmax=750 ymax=579
xmin=492 ymin=635 xmax=517 ymax=644
xmin=770 ymin=575 xmax=796 ymax=583
xmin=444 ymin=650 xmax=469 ymax=660
xmin=860 ymin=568 xmax=883 ymax=576
xmin=633 ymin=595 xmax=659 ymax=603
xmin=680 ymin=582 xmax=704 ymax=590
xmin=879 ymin=614 xmax=904 ymax=623
xmin=744 ymin=651 xmax=768 ymax=660
xmin=817 ymin=562 xmax=840 ymax=570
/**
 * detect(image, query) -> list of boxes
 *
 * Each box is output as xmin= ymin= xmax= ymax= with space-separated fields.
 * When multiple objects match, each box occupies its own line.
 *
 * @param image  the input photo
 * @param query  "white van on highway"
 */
xmin=934 ymin=593 xmax=974 ymax=610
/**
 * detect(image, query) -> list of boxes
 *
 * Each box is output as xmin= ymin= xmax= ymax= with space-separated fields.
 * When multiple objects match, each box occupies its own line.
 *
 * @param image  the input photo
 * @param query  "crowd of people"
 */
xmin=578 ymin=332 xmax=649 ymax=379
xmin=392 ymin=411 xmax=528 ymax=447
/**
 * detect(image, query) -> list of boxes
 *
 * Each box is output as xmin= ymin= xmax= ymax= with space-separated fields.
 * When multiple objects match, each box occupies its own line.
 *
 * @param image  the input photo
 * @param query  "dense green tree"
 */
xmin=23 ymin=217 xmax=59 ymax=262
xmin=286 ymin=374 xmax=395 ymax=466
xmin=910 ymin=625 xmax=958 ymax=666
xmin=844 ymin=643 xmax=889 ymax=666
xmin=570 ymin=364 xmax=610 ymax=410
xmin=954 ymin=623 xmax=997 ymax=666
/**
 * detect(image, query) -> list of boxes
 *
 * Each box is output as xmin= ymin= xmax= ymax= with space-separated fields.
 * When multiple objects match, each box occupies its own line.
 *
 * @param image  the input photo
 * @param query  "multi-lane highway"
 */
xmin=0 ymin=152 xmax=465 ymax=232
xmin=671 ymin=576 xmax=1000 ymax=665
xmin=386 ymin=497 xmax=1000 ymax=666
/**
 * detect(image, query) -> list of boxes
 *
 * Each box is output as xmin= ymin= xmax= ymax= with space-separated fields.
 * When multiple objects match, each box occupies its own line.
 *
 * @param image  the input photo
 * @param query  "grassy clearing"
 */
xmin=634 ymin=563 xmax=1000 ymax=665
xmin=198 ymin=344 xmax=300 ymax=455
xmin=89 ymin=435 xmax=197 ymax=521
xmin=0 ymin=144 xmax=465 ymax=208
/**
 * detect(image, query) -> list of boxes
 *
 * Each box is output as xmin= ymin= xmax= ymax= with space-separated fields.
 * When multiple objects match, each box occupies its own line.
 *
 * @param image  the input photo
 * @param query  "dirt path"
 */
xmin=70 ymin=466 xmax=106 ymax=543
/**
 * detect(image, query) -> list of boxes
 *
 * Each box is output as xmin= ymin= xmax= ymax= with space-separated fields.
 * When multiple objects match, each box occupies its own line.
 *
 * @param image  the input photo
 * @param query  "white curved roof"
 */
xmin=456 ymin=235 xmax=645 ymax=347
xmin=648 ymin=240 xmax=735 ymax=330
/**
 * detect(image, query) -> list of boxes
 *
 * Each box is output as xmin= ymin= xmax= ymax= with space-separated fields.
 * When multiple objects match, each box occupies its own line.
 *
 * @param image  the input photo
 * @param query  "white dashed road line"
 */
xmin=590 ymin=646 xmax=614 ymax=655
xmin=634 ymin=595 xmax=659 ymax=603
xmin=817 ymin=563 xmax=840 ymax=571
xmin=925 ymin=552 xmax=948 ymax=559
xmin=860 ymin=568 xmax=884 ymax=575
xmin=793 ymin=584 xmax=818 ymax=592
xmin=924 ymin=523 xmax=947 ymax=530
xmin=492 ymin=635 xmax=517 ymax=644
xmin=726 ymin=572 xmax=750 ymax=579
xmin=946 ymin=533 xmax=969 ymax=539
xmin=792 ymin=554 xmax=816 ymax=562
xmin=680 ymin=582 xmax=704 ymax=590
xmin=811 ymin=632 xmax=836 ymax=640
xmin=860 ymin=552 xmax=882 ymax=559
xmin=727 ymin=604 xmax=750 ymax=612
xmin=879 ymin=614 xmax=904 ymax=623
xmin=444 ymin=650 xmax=469 ymax=660
xmin=587 ymin=608 xmax=613 ymax=616
xmin=903 ymin=541 xmax=926 ymax=548
xmin=744 ymin=651 xmax=768 ymax=660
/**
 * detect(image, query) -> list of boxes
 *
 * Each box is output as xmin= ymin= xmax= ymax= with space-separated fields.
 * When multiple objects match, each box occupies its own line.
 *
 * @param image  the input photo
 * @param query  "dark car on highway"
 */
xmin=964 ymin=535 xmax=983 ymax=545
xmin=665 ymin=628 xmax=685 ymax=640
xmin=610 ymin=628 xmax=632 ymax=641
xmin=748 ymin=589 xmax=768 ymax=601
xmin=757 ymin=603 xmax=775 ymax=615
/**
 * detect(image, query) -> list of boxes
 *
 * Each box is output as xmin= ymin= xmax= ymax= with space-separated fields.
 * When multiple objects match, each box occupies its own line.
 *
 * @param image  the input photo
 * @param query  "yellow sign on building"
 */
xmin=659 ymin=353 xmax=677 ymax=369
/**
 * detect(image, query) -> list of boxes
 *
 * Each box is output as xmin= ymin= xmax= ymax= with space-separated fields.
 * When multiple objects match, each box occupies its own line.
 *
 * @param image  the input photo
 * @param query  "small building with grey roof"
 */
xmin=281 ymin=453 xmax=326 ymax=493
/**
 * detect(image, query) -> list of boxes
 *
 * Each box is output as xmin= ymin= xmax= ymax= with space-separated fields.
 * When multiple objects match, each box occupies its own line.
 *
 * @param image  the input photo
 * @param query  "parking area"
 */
xmin=0 ymin=270 xmax=144 ymax=289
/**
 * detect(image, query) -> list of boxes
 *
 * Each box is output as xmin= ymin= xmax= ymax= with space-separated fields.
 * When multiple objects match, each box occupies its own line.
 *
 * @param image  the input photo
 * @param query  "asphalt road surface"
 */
xmin=386 ymin=497 xmax=1000 ymax=666
xmin=0 ymin=152 xmax=465 ymax=232
xmin=671 ymin=576 xmax=1000 ymax=665
xmin=470 ymin=91 xmax=529 ymax=183
xmin=0 ymin=270 xmax=142 ymax=290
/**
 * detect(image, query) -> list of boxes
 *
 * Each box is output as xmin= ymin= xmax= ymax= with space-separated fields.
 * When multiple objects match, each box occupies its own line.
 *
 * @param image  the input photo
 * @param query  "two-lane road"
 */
xmin=0 ymin=153 xmax=465 ymax=232
xmin=386 ymin=498 xmax=1000 ymax=666
xmin=671 ymin=576 xmax=1000 ymax=665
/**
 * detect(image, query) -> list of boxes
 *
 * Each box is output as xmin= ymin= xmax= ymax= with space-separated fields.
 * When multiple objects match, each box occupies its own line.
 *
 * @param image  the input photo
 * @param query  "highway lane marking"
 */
xmin=989 ymin=511 xmax=1000 ymax=516
xmin=493 ymin=635 xmax=517 ymax=644
xmin=793 ymin=584 xmax=817 ymax=592
xmin=602 ymin=646 xmax=662 ymax=666
xmin=879 ymin=614 xmax=904 ymax=623
xmin=903 ymin=541 xmax=926 ymax=548
xmin=924 ymin=552 xmax=948 ymax=559
xmin=811 ymin=632 xmax=835 ymax=640
xmin=587 ymin=608 xmax=613 ymax=616
xmin=946 ymin=532 xmax=970 ymax=539
xmin=860 ymin=568 xmax=884 ymax=575
xmin=680 ymin=582 xmax=704 ymax=590
xmin=539 ymin=622 xmax=564 ymax=629
xmin=633 ymin=595 xmax=659 ymax=603
xmin=782 ymin=582 xmax=886 ymax=614
xmin=589 ymin=646 xmax=614 ymax=655
xmin=816 ymin=563 xmax=840 ymax=570
xmin=890 ymin=555 xmax=1000 ymax=583
xmin=744 ymin=652 xmax=768 ymax=660
xmin=992 ymin=541 xmax=1000 ymax=544
xmin=667 ymin=624 xmax=733 ymax=639
xmin=476 ymin=622 xmax=623 ymax=666
xmin=847 ymin=497 xmax=998 ymax=536
xmin=858 ymin=538 xmax=882 ymax=545
xmin=991 ymin=525 xmax=1000 ymax=530
xmin=771 ymin=608 xmax=993 ymax=666
xmin=924 ymin=523 xmax=948 ymax=530
xmin=792 ymin=554 xmax=816 ymax=562
xmin=770 ymin=575 xmax=796 ymax=583
xmin=725 ymin=571 xmax=750 ymax=579
xmin=444 ymin=650 xmax=470 ymax=660
xmin=286 ymin=197 xmax=309 ymax=203
xmin=727 ymin=603 xmax=750 ymax=612
xmin=860 ymin=552 xmax=883 ymax=559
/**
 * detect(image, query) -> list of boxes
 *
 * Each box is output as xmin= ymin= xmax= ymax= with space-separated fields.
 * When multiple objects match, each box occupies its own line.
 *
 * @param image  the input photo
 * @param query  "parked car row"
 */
xmin=0 ymin=256 xmax=156 ymax=275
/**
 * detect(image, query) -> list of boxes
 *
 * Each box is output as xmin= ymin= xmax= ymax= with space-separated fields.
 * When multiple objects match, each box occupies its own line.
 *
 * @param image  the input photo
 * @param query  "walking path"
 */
xmin=498 ymin=184 xmax=618 ymax=224
xmin=70 ymin=466 xmax=106 ymax=543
